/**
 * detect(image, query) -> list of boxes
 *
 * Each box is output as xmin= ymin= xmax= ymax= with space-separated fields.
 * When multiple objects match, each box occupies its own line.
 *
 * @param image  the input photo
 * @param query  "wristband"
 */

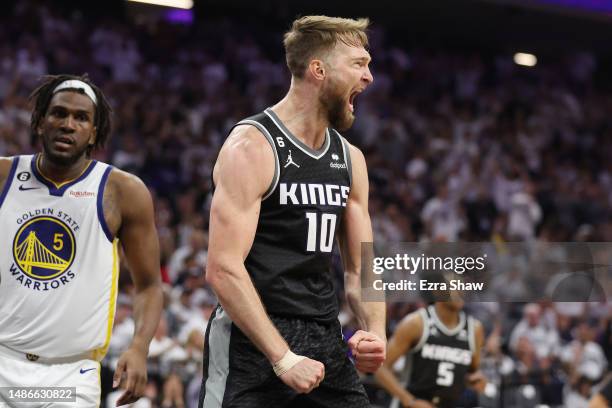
xmin=272 ymin=350 xmax=306 ymax=377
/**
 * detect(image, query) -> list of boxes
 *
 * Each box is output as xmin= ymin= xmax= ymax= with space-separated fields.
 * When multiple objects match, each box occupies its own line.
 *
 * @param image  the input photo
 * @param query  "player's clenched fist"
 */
xmin=348 ymin=330 xmax=386 ymax=373
xmin=274 ymin=350 xmax=325 ymax=393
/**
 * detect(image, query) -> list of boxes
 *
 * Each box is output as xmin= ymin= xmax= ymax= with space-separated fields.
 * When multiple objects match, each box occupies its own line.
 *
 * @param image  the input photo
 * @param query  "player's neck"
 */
xmin=38 ymin=153 xmax=91 ymax=184
xmin=271 ymin=86 xmax=329 ymax=151
xmin=434 ymin=303 xmax=460 ymax=329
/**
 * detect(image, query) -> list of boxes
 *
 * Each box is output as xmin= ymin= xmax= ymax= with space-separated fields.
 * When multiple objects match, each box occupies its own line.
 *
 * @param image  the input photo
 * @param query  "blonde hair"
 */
xmin=283 ymin=15 xmax=370 ymax=79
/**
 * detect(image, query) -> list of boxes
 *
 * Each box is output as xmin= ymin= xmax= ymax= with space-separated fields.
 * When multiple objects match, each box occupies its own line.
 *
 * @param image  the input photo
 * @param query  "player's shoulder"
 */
xmin=107 ymin=167 xmax=146 ymax=189
xmin=0 ymin=156 xmax=14 ymax=169
xmin=0 ymin=157 xmax=15 ymax=182
xmin=212 ymin=124 xmax=275 ymax=193
xmin=217 ymin=124 xmax=276 ymax=170
xmin=226 ymin=124 xmax=274 ymax=154
xmin=106 ymin=167 xmax=151 ymax=203
xmin=408 ymin=307 xmax=427 ymax=325
xmin=397 ymin=308 xmax=426 ymax=336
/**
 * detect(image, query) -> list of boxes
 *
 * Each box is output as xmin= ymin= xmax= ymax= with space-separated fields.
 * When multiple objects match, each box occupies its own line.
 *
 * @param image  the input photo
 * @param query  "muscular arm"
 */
xmin=114 ymin=170 xmax=164 ymax=352
xmin=205 ymin=125 xmax=289 ymax=364
xmin=375 ymin=312 xmax=424 ymax=406
xmin=109 ymin=170 xmax=164 ymax=405
xmin=337 ymin=143 xmax=385 ymax=339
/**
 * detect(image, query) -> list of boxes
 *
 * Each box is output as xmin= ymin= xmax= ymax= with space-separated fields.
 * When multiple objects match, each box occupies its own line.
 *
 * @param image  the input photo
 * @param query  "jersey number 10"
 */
xmin=305 ymin=212 xmax=337 ymax=252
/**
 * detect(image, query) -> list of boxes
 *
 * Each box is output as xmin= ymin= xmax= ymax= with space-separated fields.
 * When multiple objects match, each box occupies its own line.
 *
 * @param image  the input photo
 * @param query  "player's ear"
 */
xmin=309 ymin=59 xmax=326 ymax=81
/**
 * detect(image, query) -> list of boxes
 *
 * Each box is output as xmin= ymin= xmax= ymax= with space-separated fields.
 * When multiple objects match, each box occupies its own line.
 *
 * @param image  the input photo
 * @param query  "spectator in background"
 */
xmin=421 ymin=182 xmax=465 ymax=242
xmin=509 ymin=303 xmax=560 ymax=361
xmin=149 ymin=315 xmax=188 ymax=408
xmin=561 ymin=320 xmax=608 ymax=406
xmin=507 ymin=181 xmax=542 ymax=241
xmin=167 ymin=229 xmax=207 ymax=284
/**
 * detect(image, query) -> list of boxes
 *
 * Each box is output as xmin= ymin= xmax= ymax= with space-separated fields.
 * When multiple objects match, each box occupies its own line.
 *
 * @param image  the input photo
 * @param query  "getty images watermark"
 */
xmin=372 ymin=252 xmax=488 ymax=292
xmin=361 ymin=242 xmax=611 ymax=303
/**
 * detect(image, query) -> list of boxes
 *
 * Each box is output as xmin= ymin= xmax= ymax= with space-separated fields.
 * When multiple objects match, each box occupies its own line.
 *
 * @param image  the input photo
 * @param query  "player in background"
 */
xmin=0 ymin=74 xmax=163 ymax=406
xmin=375 ymin=297 xmax=486 ymax=408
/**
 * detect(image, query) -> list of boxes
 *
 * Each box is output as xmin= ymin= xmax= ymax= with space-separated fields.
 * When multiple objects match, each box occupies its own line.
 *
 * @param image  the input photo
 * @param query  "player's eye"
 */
xmin=50 ymin=109 xmax=67 ymax=118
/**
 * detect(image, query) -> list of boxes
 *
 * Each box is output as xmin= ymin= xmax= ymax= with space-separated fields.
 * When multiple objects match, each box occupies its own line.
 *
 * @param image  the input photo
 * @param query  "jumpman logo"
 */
xmin=284 ymin=150 xmax=300 ymax=168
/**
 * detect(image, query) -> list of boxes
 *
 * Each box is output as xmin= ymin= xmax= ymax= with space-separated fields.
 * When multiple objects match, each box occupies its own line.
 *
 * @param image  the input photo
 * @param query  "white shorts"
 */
xmin=0 ymin=349 xmax=101 ymax=408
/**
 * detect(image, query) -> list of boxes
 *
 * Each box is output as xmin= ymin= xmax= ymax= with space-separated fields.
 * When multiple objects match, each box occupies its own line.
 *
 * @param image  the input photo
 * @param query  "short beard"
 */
xmin=42 ymin=137 xmax=90 ymax=167
xmin=319 ymin=81 xmax=355 ymax=132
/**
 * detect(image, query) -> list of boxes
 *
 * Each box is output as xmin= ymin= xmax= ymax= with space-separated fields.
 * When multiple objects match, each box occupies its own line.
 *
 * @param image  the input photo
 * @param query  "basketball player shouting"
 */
xmin=375 ymin=298 xmax=486 ymax=408
xmin=199 ymin=16 xmax=386 ymax=408
xmin=0 ymin=75 xmax=163 ymax=407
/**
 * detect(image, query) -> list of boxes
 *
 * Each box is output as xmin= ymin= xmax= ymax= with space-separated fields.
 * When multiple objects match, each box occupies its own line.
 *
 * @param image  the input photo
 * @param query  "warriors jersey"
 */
xmin=391 ymin=306 xmax=476 ymax=408
xmin=0 ymin=154 xmax=118 ymax=360
xmin=235 ymin=108 xmax=352 ymax=322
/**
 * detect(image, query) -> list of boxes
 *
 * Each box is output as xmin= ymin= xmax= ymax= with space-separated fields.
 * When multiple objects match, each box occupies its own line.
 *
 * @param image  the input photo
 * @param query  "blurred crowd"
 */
xmin=0 ymin=2 xmax=610 ymax=407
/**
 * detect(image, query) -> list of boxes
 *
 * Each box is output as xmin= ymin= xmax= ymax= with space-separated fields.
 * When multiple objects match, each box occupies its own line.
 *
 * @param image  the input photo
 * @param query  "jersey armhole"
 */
xmin=97 ymin=166 xmax=114 ymax=243
xmin=337 ymin=132 xmax=353 ymax=187
xmin=411 ymin=308 xmax=430 ymax=353
xmin=236 ymin=120 xmax=280 ymax=200
xmin=0 ymin=156 xmax=19 ymax=209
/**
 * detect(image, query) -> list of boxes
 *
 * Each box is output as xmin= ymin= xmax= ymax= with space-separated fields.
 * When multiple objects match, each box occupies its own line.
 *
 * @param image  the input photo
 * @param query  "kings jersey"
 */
xmin=392 ymin=306 xmax=477 ymax=408
xmin=235 ymin=108 xmax=352 ymax=322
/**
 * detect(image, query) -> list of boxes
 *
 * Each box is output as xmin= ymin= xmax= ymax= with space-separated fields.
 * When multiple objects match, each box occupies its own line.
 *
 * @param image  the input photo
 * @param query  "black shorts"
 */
xmin=198 ymin=306 xmax=370 ymax=408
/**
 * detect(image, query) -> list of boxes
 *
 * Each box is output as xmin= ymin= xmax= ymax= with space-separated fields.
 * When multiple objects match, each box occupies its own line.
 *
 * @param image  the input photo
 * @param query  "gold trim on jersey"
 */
xmin=92 ymin=239 xmax=120 ymax=361
xmin=36 ymin=154 xmax=94 ymax=189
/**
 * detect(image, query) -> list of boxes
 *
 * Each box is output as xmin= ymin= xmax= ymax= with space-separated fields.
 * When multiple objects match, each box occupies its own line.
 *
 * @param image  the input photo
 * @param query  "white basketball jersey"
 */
xmin=0 ymin=154 xmax=119 ymax=360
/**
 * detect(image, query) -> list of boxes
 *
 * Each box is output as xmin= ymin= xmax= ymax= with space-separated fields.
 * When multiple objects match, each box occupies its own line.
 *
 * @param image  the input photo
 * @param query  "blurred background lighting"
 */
xmin=514 ymin=52 xmax=538 ymax=66
xmin=126 ymin=0 xmax=193 ymax=9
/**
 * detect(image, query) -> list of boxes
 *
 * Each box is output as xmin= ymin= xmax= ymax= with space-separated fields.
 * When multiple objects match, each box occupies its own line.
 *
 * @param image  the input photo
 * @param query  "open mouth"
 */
xmin=348 ymin=90 xmax=362 ymax=113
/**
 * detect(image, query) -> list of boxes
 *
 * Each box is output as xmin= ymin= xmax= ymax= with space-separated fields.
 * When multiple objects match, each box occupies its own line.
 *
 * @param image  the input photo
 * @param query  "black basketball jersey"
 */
xmin=234 ymin=108 xmax=352 ymax=323
xmin=391 ymin=306 xmax=476 ymax=408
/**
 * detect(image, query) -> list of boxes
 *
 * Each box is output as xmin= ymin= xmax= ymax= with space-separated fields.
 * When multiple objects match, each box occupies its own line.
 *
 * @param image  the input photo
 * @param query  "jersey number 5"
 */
xmin=305 ymin=212 xmax=337 ymax=252
xmin=436 ymin=362 xmax=455 ymax=387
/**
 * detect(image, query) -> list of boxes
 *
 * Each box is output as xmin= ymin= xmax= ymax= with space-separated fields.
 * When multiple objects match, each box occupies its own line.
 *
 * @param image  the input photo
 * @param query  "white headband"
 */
xmin=52 ymin=80 xmax=97 ymax=105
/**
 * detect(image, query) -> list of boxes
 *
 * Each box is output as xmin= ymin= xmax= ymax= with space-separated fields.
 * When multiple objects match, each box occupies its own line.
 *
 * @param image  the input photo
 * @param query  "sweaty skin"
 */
xmin=207 ymin=124 xmax=326 ymax=394
xmin=337 ymin=142 xmax=386 ymax=370
xmin=206 ymin=38 xmax=385 ymax=395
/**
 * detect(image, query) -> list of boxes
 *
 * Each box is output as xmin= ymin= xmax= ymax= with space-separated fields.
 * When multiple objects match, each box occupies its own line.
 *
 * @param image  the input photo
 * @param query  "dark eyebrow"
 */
xmin=49 ymin=105 xmax=91 ymax=115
